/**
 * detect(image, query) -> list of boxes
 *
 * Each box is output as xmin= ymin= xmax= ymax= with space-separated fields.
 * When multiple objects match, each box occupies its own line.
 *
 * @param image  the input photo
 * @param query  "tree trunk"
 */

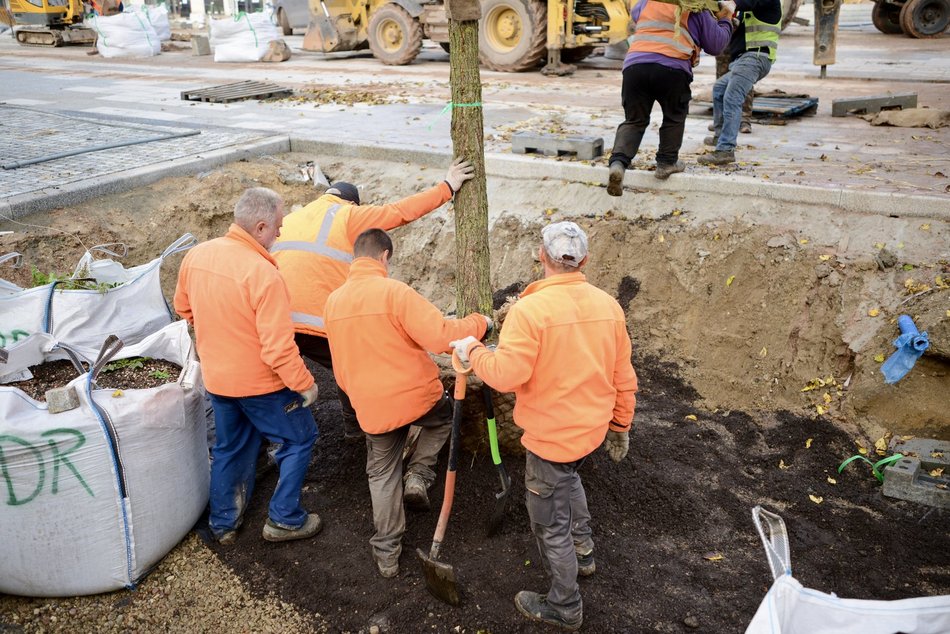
xmin=449 ymin=19 xmax=492 ymax=318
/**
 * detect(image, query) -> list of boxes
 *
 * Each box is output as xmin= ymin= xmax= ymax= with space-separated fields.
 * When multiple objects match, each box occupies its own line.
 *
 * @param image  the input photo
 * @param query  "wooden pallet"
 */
xmin=180 ymin=80 xmax=292 ymax=104
xmin=694 ymin=95 xmax=819 ymax=119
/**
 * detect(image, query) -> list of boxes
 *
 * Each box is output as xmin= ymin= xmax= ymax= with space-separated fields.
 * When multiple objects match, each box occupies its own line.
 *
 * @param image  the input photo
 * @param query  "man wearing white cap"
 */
xmin=450 ymin=221 xmax=638 ymax=631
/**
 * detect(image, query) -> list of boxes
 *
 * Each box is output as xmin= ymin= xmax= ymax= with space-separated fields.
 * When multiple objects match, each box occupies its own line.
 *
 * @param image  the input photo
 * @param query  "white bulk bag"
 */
xmin=210 ymin=12 xmax=281 ymax=62
xmin=0 ymin=234 xmax=196 ymax=360
xmin=0 ymin=321 xmax=210 ymax=597
xmin=88 ymin=12 xmax=161 ymax=58
xmin=746 ymin=506 xmax=950 ymax=634
xmin=142 ymin=3 xmax=171 ymax=41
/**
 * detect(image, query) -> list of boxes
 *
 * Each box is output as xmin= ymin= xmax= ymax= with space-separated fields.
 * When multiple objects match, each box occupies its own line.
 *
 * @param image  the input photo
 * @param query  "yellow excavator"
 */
xmin=6 ymin=0 xmax=99 ymax=46
xmin=302 ymin=0 xmax=631 ymax=73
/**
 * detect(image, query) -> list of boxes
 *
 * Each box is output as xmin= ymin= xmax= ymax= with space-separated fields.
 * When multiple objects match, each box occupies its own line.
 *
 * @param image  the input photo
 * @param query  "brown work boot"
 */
xmin=375 ymin=552 xmax=399 ymax=578
xmin=740 ymin=120 xmax=752 ymax=134
xmin=514 ymin=591 xmax=582 ymax=631
xmin=262 ymin=513 xmax=322 ymax=542
xmin=654 ymin=160 xmax=685 ymax=181
xmin=703 ymin=135 xmax=719 ymax=147
xmin=707 ymin=122 xmax=716 ymax=131
xmin=607 ymin=161 xmax=625 ymax=197
xmin=403 ymin=473 xmax=430 ymax=511
xmin=698 ymin=150 xmax=736 ymax=166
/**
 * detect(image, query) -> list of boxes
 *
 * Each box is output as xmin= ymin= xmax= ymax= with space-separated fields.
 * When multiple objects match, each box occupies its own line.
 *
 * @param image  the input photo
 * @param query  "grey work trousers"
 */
xmin=364 ymin=393 xmax=453 ymax=564
xmin=524 ymin=450 xmax=594 ymax=622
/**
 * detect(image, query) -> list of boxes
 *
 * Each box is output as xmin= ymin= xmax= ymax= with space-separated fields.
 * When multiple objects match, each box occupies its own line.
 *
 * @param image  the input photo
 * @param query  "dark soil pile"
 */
xmin=8 ymin=358 xmax=181 ymax=401
xmin=209 ymin=357 xmax=950 ymax=633
xmin=8 ymin=359 xmax=87 ymax=401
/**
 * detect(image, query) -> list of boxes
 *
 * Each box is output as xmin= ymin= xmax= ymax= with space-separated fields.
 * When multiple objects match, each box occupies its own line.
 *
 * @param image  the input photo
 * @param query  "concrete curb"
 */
xmin=290 ymin=138 xmax=950 ymax=221
xmin=0 ymin=136 xmax=291 ymax=220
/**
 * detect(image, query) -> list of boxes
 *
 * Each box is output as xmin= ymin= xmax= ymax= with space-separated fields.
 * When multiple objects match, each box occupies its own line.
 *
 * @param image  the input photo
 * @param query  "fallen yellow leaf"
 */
xmin=936 ymin=276 xmax=949 ymax=289
xmin=726 ymin=275 xmax=735 ymax=287
xmin=897 ymin=242 xmax=904 ymax=249
xmin=809 ymin=494 xmax=823 ymax=504
xmin=819 ymin=254 xmax=831 ymax=261
xmin=685 ymin=414 xmax=698 ymax=421
xmin=806 ymin=438 xmax=813 ymax=449
xmin=672 ymin=209 xmax=682 ymax=216
xmin=868 ymin=308 xmax=880 ymax=317
xmin=858 ymin=446 xmax=868 ymax=455
xmin=703 ymin=552 xmax=724 ymax=561
xmin=544 ymin=208 xmax=555 ymax=216
xmin=920 ymin=224 xmax=931 ymax=231
xmin=816 ymin=405 xmax=825 ymax=415
xmin=874 ymin=242 xmax=885 ymax=250
xmin=874 ymin=437 xmax=888 ymax=454
xmin=901 ymin=435 xmax=915 ymax=441
xmin=823 ymin=393 xmax=832 ymax=404
xmin=874 ymin=353 xmax=885 ymax=363
xmin=759 ymin=347 xmax=768 ymax=357
xmin=931 ymin=468 xmax=945 ymax=478
xmin=779 ymin=459 xmax=789 ymax=470
xmin=799 ymin=238 xmax=809 ymax=245
xmin=112 ymin=390 xmax=124 ymax=398
xmin=932 ymin=451 xmax=945 ymax=459
xmin=827 ymin=476 xmax=837 ymax=485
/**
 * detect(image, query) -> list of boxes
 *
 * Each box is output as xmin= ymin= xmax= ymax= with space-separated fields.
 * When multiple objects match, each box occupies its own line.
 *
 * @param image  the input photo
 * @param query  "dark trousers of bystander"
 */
xmin=294 ymin=332 xmax=361 ymax=438
xmin=609 ymin=62 xmax=693 ymax=169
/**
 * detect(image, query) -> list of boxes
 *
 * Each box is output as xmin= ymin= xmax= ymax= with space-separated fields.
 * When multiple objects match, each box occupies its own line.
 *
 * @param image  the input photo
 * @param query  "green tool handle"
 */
xmin=482 ymin=387 xmax=502 ymax=466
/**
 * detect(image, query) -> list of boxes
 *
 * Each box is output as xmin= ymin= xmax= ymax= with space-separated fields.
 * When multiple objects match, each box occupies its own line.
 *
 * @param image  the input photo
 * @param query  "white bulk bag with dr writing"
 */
xmin=88 ymin=11 xmax=161 ymax=58
xmin=210 ymin=12 xmax=281 ymax=62
xmin=0 ymin=321 xmax=210 ymax=597
xmin=746 ymin=506 xmax=950 ymax=634
xmin=0 ymin=234 xmax=196 ymax=360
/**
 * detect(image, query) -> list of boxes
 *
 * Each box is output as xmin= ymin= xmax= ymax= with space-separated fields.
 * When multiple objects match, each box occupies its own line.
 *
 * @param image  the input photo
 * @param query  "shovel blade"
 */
xmin=417 ymin=547 xmax=460 ymax=606
xmin=487 ymin=466 xmax=512 ymax=537
xmin=302 ymin=17 xmax=341 ymax=52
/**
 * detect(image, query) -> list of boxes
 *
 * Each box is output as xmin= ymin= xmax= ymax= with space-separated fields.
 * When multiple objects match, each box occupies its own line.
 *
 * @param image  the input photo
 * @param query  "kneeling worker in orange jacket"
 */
xmin=324 ymin=228 xmax=490 ymax=578
xmin=450 ymin=221 xmax=638 ymax=631
xmin=174 ymin=187 xmax=322 ymax=545
xmin=273 ymin=159 xmax=475 ymax=442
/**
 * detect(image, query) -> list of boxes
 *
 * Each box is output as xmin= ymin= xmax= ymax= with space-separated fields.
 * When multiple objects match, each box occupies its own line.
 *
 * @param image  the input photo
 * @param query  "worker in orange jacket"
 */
xmin=451 ymin=221 xmax=638 ymax=631
xmin=324 ymin=228 xmax=490 ymax=578
xmin=174 ymin=187 xmax=322 ymax=545
xmin=273 ymin=159 xmax=475 ymax=441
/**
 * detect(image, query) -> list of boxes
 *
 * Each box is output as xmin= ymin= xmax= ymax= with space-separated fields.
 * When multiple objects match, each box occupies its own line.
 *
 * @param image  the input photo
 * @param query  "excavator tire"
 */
xmin=899 ymin=0 xmax=950 ymax=37
xmin=367 ymin=3 xmax=423 ymax=65
xmin=871 ymin=0 xmax=905 ymax=33
xmin=561 ymin=45 xmax=595 ymax=64
xmin=479 ymin=0 xmax=547 ymax=72
xmin=780 ymin=0 xmax=805 ymax=30
xmin=278 ymin=8 xmax=293 ymax=36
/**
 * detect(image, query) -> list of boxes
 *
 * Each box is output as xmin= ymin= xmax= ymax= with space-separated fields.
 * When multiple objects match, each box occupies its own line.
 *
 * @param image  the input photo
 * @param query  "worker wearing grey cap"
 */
xmin=450 ymin=221 xmax=639 ymax=631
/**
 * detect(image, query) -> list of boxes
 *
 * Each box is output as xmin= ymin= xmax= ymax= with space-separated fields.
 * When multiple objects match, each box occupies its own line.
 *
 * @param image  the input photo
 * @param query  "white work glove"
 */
xmin=717 ymin=0 xmax=736 ymax=19
xmin=444 ymin=157 xmax=475 ymax=194
xmin=603 ymin=430 xmax=629 ymax=463
xmin=482 ymin=315 xmax=494 ymax=340
xmin=449 ymin=336 xmax=480 ymax=363
xmin=299 ymin=384 xmax=319 ymax=408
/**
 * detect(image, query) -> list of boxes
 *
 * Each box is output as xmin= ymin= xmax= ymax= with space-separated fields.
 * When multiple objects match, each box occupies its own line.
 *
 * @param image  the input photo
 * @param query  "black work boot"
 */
xmin=703 ymin=135 xmax=719 ymax=146
xmin=514 ymin=591 xmax=583 ymax=631
xmin=607 ymin=161 xmax=625 ymax=197
xmin=577 ymin=550 xmax=596 ymax=577
xmin=698 ymin=150 xmax=736 ymax=166
xmin=654 ymin=160 xmax=685 ymax=180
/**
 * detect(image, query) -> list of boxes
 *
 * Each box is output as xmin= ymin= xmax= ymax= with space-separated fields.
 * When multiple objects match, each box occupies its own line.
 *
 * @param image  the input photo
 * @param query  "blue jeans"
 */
xmin=712 ymin=53 xmax=772 ymax=152
xmin=207 ymin=388 xmax=318 ymax=537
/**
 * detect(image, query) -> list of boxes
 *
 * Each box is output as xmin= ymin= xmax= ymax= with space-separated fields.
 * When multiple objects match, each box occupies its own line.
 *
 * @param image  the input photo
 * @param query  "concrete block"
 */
xmin=831 ymin=92 xmax=917 ymax=117
xmin=882 ymin=438 xmax=950 ymax=509
xmin=511 ymin=132 xmax=604 ymax=161
xmin=191 ymin=34 xmax=211 ymax=57
xmin=46 ymin=385 xmax=80 ymax=414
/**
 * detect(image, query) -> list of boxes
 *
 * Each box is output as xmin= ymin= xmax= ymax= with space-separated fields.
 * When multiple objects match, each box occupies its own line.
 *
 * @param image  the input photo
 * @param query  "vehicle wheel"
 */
xmin=439 ymin=42 xmax=450 ymax=53
xmin=478 ymin=0 xmax=547 ymax=72
xmin=560 ymin=45 xmax=595 ymax=64
xmin=899 ymin=0 xmax=950 ymax=36
xmin=278 ymin=8 xmax=293 ymax=36
xmin=872 ymin=0 xmax=905 ymax=33
xmin=780 ymin=0 xmax=804 ymax=30
xmin=367 ymin=4 xmax=423 ymax=65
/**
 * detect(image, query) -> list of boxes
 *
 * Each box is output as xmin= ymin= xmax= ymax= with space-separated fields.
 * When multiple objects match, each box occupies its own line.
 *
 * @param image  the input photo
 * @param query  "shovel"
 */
xmin=417 ymin=349 xmax=472 ymax=606
xmin=483 ymin=386 xmax=511 ymax=537
xmin=302 ymin=0 xmax=341 ymax=53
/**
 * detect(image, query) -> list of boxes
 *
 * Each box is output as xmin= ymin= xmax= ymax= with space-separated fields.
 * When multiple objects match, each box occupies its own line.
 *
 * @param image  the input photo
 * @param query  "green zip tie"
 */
xmin=427 ymin=101 xmax=483 ymax=130
xmin=838 ymin=453 xmax=904 ymax=483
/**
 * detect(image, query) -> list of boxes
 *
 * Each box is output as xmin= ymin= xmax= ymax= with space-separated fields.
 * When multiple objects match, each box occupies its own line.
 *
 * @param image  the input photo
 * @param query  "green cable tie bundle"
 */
xmin=428 ymin=102 xmax=483 ymax=130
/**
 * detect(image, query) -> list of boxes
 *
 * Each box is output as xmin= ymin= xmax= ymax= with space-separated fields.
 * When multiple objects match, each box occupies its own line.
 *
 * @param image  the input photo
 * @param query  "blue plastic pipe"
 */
xmin=880 ymin=314 xmax=930 ymax=384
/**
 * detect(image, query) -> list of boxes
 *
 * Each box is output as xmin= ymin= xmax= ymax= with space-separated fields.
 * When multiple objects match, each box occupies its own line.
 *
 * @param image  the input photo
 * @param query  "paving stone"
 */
xmin=511 ymin=132 xmax=604 ymax=160
xmin=882 ymin=438 xmax=950 ymax=509
xmin=831 ymin=93 xmax=918 ymax=117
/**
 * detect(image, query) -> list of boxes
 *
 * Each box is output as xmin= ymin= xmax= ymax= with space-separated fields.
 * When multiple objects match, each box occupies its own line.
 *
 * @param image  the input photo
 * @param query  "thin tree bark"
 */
xmin=449 ymin=18 xmax=492 ymax=319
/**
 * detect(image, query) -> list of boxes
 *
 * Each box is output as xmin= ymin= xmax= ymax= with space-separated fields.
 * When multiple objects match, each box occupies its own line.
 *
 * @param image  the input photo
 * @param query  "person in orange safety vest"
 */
xmin=450 ymin=221 xmax=638 ymax=631
xmin=272 ymin=158 xmax=475 ymax=442
xmin=324 ymin=228 xmax=491 ymax=578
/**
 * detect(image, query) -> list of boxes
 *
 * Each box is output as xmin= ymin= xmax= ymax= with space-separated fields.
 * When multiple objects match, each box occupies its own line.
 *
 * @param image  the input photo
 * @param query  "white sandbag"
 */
xmin=142 ymin=3 xmax=171 ymax=41
xmin=0 ymin=321 xmax=210 ymax=597
xmin=746 ymin=506 xmax=950 ymax=634
xmin=210 ymin=11 xmax=281 ymax=62
xmin=88 ymin=12 xmax=161 ymax=58
xmin=0 ymin=234 xmax=196 ymax=360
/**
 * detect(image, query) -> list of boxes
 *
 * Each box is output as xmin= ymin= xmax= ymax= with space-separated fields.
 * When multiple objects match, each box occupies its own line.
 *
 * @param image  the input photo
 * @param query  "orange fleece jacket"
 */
xmin=174 ymin=223 xmax=314 ymax=397
xmin=466 ymin=272 xmax=638 ymax=463
xmin=324 ymin=257 xmax=487 ymax=434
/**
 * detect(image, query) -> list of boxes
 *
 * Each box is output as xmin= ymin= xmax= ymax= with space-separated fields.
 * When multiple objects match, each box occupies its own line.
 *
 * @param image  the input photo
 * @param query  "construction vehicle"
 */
xmin=870 ymin=0 xmax=948 ymax=37
xmin=8 ymin=0 xmax=98 ymax=46
xmin=302 ymin=0 xmax=631 ymax=73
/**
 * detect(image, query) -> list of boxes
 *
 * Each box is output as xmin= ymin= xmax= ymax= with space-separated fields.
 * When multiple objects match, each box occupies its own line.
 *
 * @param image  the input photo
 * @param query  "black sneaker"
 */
xmin=577 ymin=550 xmax=596 ymax=577
xmin=514 ymin=591 xmax=582 ymax=631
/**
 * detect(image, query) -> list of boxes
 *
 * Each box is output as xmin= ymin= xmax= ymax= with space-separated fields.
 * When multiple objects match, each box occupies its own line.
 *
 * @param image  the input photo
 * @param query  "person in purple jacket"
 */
xmin=607 ymin=0 xmax=735 ymax=196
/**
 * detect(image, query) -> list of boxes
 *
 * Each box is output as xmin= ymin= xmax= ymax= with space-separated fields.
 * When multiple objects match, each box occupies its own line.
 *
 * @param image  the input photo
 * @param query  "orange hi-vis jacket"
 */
xmin=628 ymin=0 xmax=700 ymax=65
xmin=174 ymin=223 xmax=315 ymax=398
xmin=464 ymin=272 xmax=638 ymax=463
xmin=324 ymin=258 xmax=487 ymax=434
xmin=273 ymin=183 xmax=453 ymax=338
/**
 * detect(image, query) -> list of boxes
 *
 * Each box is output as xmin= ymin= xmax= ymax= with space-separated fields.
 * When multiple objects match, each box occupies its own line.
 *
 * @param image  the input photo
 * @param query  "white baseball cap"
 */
xmin=542 ymin=221 xmax=588 ymax=267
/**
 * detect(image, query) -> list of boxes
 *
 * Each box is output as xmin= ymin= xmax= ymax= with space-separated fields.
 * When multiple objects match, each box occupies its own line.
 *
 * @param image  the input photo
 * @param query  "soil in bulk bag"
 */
xmin=88 ymin=11 xmax=161 ymax=58
xmin=746 ymin=506 xmax=950 ymax=634
xmin=0 ymin=321 xmax=210 ymax=597
xmin=142 ymin=3 xmax=171 ymax=41
xmin=0 ymin=234 xmax=196 ymax=362
xmin=211 ymin=12 xmax=281 ymax=62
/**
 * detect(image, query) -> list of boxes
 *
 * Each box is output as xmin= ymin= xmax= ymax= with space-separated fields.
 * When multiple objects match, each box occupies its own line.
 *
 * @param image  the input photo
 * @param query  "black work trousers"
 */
xmin=609 ymin=62 xmax=693 ymax=168
xmin=294 ymin=332 xmax=360 ymax=437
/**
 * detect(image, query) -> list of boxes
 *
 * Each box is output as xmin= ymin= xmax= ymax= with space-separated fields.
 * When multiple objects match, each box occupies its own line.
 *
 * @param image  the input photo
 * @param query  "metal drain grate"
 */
xmin=180 ymin=80 xmax=293 ymax=104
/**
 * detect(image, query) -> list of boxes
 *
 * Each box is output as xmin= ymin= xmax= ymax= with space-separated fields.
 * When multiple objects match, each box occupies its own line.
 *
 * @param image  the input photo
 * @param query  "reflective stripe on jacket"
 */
xmin=465 ymin=272 xmax=638 ymax=463
xmin=628 ymin=0 xmax=700 ymax=64
xmin=173 ymin=223 xmax=314 ymax=397
xmin=324 ymin=258 xmax=487 ymax=434
xmin=743 ymin=10 xmax=780 ymax=62
xmin=273 ymin=183 xmax=452 ymax=337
